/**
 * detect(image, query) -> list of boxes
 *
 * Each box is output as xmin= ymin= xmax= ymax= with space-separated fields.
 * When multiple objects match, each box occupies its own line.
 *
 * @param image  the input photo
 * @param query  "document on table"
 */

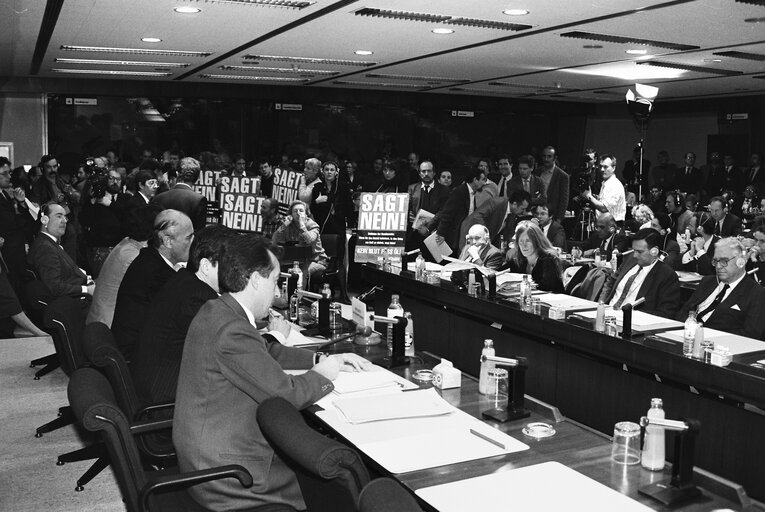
xmin=575 ymin=309 xmax=682 ymax=332
xmin=406 ymin=261 xmax=445 ymax=273
xmin=424 ymin=232 xmax=452 ymax=263
xmin=316 ymin=389 xmax=529 ymax=473
xmin=416 ymin=462 xmax=652 ymax=512
xmin=332 ymin=388 xmax=453 ymax=423
xmin=534 ymin=293 xmax=599 ymax=312
xmin=330 ymin=365 xmax=418 ymax=395
xmin=676 ymin=271 xmax=703 ymax=283
xmin=656 ymin=328 xmax=765 ymax=355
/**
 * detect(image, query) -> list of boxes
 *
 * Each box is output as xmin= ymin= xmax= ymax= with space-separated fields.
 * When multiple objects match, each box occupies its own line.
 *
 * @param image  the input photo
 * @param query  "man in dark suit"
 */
xmin=111 ymin=209 xmax=194 ymax=361
xmin=507 ymin=154 xmax=546 ymax=203
xmin=459 ymin=224 xmax=504 ymax=270
xmin=531 ymin=200 xmax=566 ymax=251
xmin=152 ymin=157 xmax=207 ymax=230
xmin=579 ymin=213 xmax=630 ymax=257
xmin=676 ymin=237 xmax=765 ymax=340
xmin=599 ymin=229 xmax=682 ymax=318
xmin=115 ymin=169 xmax=157 ymax=222
xmin=676 ymin=151 xmax=702 ymax=196
xmin=490 ymin=154 xmax=513 ymax=198
xmin=720 ymin=154 xmax=744 ymax=195
xmin=407 ymin=160 xmax=449 ymax=253
xmin=173 ymin=235 xmax=371 ymax=511
xmin=460 ymin=189 xmax=531 ymax=250
xmin=744 ymin=152 xmax=764 ymax=197
xmin=27 ymin=203 xmax=94 ymax=298
xmin=650 ymin=213 xmax=681 ymax=270
xmin=435 ymin=167 xmax=487 ymax=255
xmin=0 ymin=157 xmax=34 ymax=294
xmin=132 ymin=224 xmax=236 ymax=407
xmin=709 ymin=196 xmax=742 ymax=237
xmin=535 ymin=146 xmax=570 ymax=222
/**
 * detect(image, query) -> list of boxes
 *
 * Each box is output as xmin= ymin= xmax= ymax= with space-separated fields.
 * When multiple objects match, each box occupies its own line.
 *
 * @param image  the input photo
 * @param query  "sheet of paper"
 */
xmin=331 ymin=365 xmax=418 ymax=394
xmin=534 ymin=293 xmax=599 ymax=312
xmin=656 ymin=329 xmax=765 ymax=355
xmin=676 ymin=271 xmax=703 ymax=283
xmin=575 ymin=309 xmax=682 ymax=332
xmin=416 ymin=462 xmax=652 ymax=512
xmin=496 ymin=272 xmax=527 ymax=286
xmin=407 ymin=261 xmax=444 ymax=272
xmin=283 ymin=325 xmax=323 ymax=346
xmin=412 ymin=209 xmax=435 ymax=230
xmin=424 ymin=232 xmax=452 ymax=263
xmin=332 ymin=388 xmax=453 ymax=424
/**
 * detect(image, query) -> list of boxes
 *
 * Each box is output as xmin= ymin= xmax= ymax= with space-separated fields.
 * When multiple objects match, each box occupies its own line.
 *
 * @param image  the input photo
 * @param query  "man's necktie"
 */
xmin=499 ymin=178 xmax=505 ymax=198
xmin=613 ymin=267 xmax=642 ymax=309
xmin=2 ymin=190 xmax=12 ymax=203
xmin=714 ymin=222 xmax=721 ymax=236
xmin=686 ymin=167 xmax=691 ymax=176
xmin=750 ymin=168 xmax=757 ymax=183
xmin=423 ymin=185 xmax=430 ymax=194
xmin=697 ymin=284 xmax=730 ymax=321
xmin=523 ymin=179 xmax=530 ymax=193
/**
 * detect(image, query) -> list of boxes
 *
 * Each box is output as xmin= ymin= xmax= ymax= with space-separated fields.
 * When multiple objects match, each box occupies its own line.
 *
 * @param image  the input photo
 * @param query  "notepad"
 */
xmin=656 ymin=328 xmax=765 ymax=355
xmin=676 ymin=271 xmax=703 ymax=283
xmin=331 ymin=365 xmax=418 ymax=394
xmin=575 ymin=309 xmax=682 ymax=332
xmin=332 ymin=388 xmax=453 ymax=424
xmin=535 ymin=293 xmax=599 ymax=312
xmin=416 ymin=462 xmax=653 ymax=512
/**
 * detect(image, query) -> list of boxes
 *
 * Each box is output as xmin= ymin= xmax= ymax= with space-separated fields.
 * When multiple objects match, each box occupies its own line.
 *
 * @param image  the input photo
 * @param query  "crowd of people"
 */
xmin=1 ymin=141 xmax=764 ymax=509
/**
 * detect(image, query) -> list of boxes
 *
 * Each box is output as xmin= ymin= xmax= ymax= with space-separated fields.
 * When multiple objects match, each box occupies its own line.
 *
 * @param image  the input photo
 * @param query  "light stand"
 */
xmin=626 ymin=84 xmax=659 ymax=201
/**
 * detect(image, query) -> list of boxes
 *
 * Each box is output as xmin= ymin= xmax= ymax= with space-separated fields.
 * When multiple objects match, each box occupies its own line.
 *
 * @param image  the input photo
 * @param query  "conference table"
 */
xmin=340 ymin=263 xmax=765 ymax=507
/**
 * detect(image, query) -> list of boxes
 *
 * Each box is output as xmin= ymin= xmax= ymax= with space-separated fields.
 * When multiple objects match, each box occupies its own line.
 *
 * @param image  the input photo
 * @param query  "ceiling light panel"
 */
xmin=200 ymin=74 xmax=309 ymax=81
xmin=55 ymin=58 xmax=190 ymax=68
xmin=354 ymin=7 xmax=532 ymax=31
xmin=220 ymin=65 xmax=339 ymax=75
xmin=560 ymin=31 xmax=698 ymax=51
xmin=243 ymin=54 xmax=376 ymax=67
xmin=60 ymin=45 xmax=211 ymax=57
xmin=364 ymin=73 xmax=469 ymax=83
xmin=636 ymin=60 xmax=743 ymax=76
xmin=51 ymin=68 xmax=173 ymax=77
xmin=188 ymin=0 xmax=314 ymax=8
xmin=713 ymin=51 xmax=765 ymax=62
xmin=332 ymin=80 xmax=426 ymax=89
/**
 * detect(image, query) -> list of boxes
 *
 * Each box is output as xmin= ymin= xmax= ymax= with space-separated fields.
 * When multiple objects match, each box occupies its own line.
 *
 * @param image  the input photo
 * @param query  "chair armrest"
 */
xmin=129 ymin=418 xmax=173 ymax=436
xmin=135 ymin=401 xmax=175 ymax=420
xmin=139 ymin=464 xmax=253 ymax=512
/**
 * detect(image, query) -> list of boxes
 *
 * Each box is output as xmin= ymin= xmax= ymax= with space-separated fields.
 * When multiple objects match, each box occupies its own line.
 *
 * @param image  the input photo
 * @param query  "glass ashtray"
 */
xmin=412 ymin=369 xmax=434 ymax=384
xmin=522 ymin=422 xmax=556 ymax=439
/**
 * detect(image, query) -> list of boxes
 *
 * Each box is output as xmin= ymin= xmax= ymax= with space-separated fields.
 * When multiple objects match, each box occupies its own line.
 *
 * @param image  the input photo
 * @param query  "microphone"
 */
xmin=317 ymin=325 xmax=373 ymax=351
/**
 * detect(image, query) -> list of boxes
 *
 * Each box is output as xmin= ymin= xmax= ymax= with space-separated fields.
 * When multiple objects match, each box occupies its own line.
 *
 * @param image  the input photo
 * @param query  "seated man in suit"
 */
xmin=459 ymin=189 xmax=532 ymax=252
xmin=676 ymin=237 xmax=765 ymax=339
xmin=132 ymin=224 xmax=237 ymax=407
xmin=28 ymin=202 xmax=95 ymax=298
xmin=578 ymin=213 xmax=630 ymax=257
xmin=111 ymin=209 xmax=194 ymax=361
xmin=459 ymin=224 xmax=504 ymax=270
xmin=173 ymin=235 xmax=372 ymax=511
xmin=599 ymin=228 xmax=682 ymax=318
xmin=708 ymin=196 xmax=742 ymax=237
xmin=530 ymin=199 xmax=565 ymax=251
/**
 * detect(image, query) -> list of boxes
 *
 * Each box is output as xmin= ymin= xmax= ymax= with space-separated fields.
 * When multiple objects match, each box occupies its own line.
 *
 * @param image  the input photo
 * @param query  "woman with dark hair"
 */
xmin=79 ymin=173 xmax=125 ymax=276
xmin=375 ymin=160 xmax=404 ymax=193
xmin=343 ymin=160 xmax=364 ymax=194
xmin=502 ymin=221 xmax=564 ymax=292
xmin=311 ymin=161 xmax=353 ymax=235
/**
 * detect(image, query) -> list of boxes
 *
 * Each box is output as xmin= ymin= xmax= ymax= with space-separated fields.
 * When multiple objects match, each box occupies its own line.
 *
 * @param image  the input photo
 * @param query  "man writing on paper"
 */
xmin=174 ymin=235 xmax=372 ymax=511
xmin=460 ymin=224 xmax=504 ymax=270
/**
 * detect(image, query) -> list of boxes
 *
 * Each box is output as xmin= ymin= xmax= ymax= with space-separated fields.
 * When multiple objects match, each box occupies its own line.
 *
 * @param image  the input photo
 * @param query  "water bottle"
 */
xmin=404 ymin=311 xmax=414 ymax=356
xmin=684 ymin=227 xmax=692 ymax=244
xmin=682 ymin=311 xmax=698 ymax=357
xmin=641 ymin=398 xmax=666 ymax=471
xmin=289 ymin=284 xmax=301 ymax=323
xmin=594 ymin=248 xmax=602 ymax=264
xmin=321 ymin=283 xmax=332 ymax=299
xmin=387 ymin=294 xmax=404 ymax=353
xmin=595 ymin=300 xmax=606 ymax=332
xmin=611 ymin=249 xmax=619 ymax=272
xmin=415 ymin=253 xmax=425 ymax=281
xmin=520 ymin=275 xmax=531 ymax=308
xmin=499 ymin=235 xmax=508 ymax=254
xmin=692 ymin=322 xmax=705 ymax=359
xmin=478 ymin=339 xmax=495 ymax=395
xmin=290 ymin=261 xmax=303 ymax=290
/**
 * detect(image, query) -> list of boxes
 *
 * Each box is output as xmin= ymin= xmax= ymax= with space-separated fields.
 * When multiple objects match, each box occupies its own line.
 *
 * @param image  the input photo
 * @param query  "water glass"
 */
xmin=487 ymin=368 xmax=509 ymax=410
xmin=611 ymin=421 xmax=641 ymax=465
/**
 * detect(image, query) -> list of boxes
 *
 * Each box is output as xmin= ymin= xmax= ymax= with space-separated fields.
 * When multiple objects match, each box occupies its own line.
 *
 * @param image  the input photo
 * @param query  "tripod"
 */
xmin=576 ymin=206 xmax=595 ymax=241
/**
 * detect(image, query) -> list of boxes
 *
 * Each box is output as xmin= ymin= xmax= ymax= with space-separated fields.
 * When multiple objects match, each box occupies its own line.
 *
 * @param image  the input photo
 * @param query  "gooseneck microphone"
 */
xmin=317 ymin=325 xmax=373 ymax=351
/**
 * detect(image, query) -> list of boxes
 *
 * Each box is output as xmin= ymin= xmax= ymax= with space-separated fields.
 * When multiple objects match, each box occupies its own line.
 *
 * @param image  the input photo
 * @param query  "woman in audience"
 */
xmin=438 ymin=169 xmax=453 ymax=189
xmin=343 ymin=160 xmax=364 ymax=193
xmin=79 ymin=174 xmax=125 ymax=276
xmin=502 ymin=221 xmax=564 ymax=292
xmin=375 ymin=160 xmax=404 ymax=193
xmin=311 ymin=160 xmax=353 ymax=235
xmin=626 ymin=204 xmax=653 ymax=232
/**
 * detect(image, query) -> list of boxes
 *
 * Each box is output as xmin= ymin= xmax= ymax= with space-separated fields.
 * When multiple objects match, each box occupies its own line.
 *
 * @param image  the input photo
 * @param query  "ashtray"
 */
xmin=522 ymin=422 xmax=556 ymax=439
xmin=412 ymin=369 xmax=434 ymax=384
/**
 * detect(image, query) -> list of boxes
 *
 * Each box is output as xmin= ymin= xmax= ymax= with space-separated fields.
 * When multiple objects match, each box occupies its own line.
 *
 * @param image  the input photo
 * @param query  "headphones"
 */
xmin=668 ymin=190 xmax=684 ymax=209
xmin=649 ymin=247 xmax=660 ymax=257
xmin=736 ymin=257 xmax=746 ymax=268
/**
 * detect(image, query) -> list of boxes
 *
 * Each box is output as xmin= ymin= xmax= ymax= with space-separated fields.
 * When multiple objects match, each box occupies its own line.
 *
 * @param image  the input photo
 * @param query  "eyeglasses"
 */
xmin=108 ymin=176 xmax=121 ymax=182
xmin=711 ymin=257 xmax=733 ymax=268
xmin=145 ymin=179 xmax=158 ymax=187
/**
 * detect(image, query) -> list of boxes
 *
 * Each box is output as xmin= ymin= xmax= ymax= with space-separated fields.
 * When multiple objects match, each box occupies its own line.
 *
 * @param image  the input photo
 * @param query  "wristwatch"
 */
xmin=313 ymin=351 xmax=328 ymax=364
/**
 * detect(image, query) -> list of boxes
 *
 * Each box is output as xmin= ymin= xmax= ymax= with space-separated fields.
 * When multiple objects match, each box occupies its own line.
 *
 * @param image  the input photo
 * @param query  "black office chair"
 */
xmin=23 ymin=278 xmax=59 ymax=379
xmin=68 ymin=367 xmax=259 ymax=512
xmin=257 ymin=396 xmax=370 ymax=512
xmin=358 ymin=478 xmax=423 ymax=512
xmin=320 ymin=233 xmax=350 ymax=302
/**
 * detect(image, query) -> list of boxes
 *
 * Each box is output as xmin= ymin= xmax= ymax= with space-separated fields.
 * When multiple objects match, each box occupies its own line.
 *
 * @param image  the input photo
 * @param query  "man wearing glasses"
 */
xmin=676 ymin=237 xmax=765 ymax=339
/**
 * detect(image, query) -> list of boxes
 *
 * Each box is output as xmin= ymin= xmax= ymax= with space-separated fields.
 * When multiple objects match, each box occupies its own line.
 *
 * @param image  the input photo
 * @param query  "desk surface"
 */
xmin=312 ymin=344 xmax=748 ymax=511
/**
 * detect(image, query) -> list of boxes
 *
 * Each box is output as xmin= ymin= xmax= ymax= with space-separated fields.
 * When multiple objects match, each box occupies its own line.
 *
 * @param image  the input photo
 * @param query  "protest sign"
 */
xmin=355 ymin=193 xmax=409 ymax=263
xmin=271 ymin=167 xmax=302 ymax=214
xmin=219 ymin=176 xmax=266 ymax=232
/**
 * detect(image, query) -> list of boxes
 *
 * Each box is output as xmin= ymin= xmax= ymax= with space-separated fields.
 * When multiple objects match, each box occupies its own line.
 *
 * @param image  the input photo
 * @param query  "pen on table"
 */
xmin=469 ymin=428 xmax=505 ymax=450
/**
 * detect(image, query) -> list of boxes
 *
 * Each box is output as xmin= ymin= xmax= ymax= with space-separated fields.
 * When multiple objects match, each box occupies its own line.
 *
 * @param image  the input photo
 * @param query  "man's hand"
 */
xmin=693 ymin=237 xmax=705 ymax=252
xmin=312 ymin=356 xmax=340 ymax=381
xmin=330 ymin=353 xmax=373 ymax=372
xmin=416 ymin=225 xmax=429 ymax=236
xmin=12 ymin=187 xmax=25 ymax=202
xmin=467 ymin=245 xmax=480 ymax=260
xmin=435 ymin=234 xmax=445 ymax=245
xmin=269 ymin=315 xmax=292 ymax=338
xmin=282 ymin=216 xmax=293 ymax=228
xmin=315 ymin=194 xmax=328 ymax=204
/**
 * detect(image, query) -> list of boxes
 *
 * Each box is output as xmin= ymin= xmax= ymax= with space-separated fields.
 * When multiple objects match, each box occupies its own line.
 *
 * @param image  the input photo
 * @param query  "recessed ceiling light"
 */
xmin=432 ymin=28 xmax=454 ymax=34
xmin=355 ymin=50 xmax=374 ymax=56
xmin=200 ymin=74 xmax=309 ymax=82
xmin=174 ymin=6 xmax=201 ymax=13
xmin=583 ymin=45 xmax=603 ymax=49
xmin=626 ymin=49 xmax=648 ymax=55
xmin=503 ymin=9 xmax=529 ymax=16
xmin=141 ymin=37 xmax=162 ymax=43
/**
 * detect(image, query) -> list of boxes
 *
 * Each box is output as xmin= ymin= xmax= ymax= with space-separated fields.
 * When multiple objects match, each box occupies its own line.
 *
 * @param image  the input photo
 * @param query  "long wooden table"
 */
xmin=359 ymin=264 xmax=765 ymax=504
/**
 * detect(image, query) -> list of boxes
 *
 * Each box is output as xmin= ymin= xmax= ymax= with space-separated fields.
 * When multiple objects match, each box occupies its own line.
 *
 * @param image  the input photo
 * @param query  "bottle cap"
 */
xmin=484 ymin=339 xmax=494 ymax=347
xmin=650 ymin=398 xmax=663 ymax=407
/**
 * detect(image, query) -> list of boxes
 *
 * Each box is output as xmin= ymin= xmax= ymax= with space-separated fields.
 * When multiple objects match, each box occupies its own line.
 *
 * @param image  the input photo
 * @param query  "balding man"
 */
xmin=579 ymin=213 xmax=630 ymax=257
xmin=111 ymin=209 xmax=194 ymax=360
xmin=459 ymin=224 xmax=503 ymax=270
xmin=152 ymin=157 xmax=207 ymax=230
xmin=677 ymin=237 xmax=765 ymax=339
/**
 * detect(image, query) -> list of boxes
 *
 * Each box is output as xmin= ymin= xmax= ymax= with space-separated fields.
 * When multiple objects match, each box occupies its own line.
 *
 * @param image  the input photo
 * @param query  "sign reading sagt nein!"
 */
xmin=271 ymin=167 xmax=302 ymax=215
xmin=219 ymin=176 xmax=265 ymax=232
xmin=355 ymin=193 xmax=409 ymax=263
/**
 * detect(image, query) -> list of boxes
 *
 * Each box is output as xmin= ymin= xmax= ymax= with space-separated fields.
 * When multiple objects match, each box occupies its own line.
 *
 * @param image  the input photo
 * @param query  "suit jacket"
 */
xmin=660 ymin=234 xmax=681 ymax=270
xmin=506 ymin=175 xmax=546 ymax=203
xmin=27 ymin=233 xmax=87 ymax=298
xmin=534 ymin=166 xmax=569 ymax=221
xmin=459 ymin=197 xmax=509 ymax=248
xmin=600 ymin=258 xmax=681 ymax=318
xmin=716 ymin=214 xmax=742 ymax=237
xmin=676 ymin=275 xmax=765 ymax=340
xmin=544 ymin=221 xmax=566 ymax=251
xmin=111 ymin=246 xmax=177 ymax=361
xmin=579 ymin=230 xmax=630 ymax=254
xmin=173 ymin=294 xmax=333 ymax=510
xmin=491 ymin=174 xmax=512 ymax=198
xmin=676 ymin=166 xmax=702 ymax=195
xmin=682 ymin=235 xmax=719 ymax=275
xmin=458 ymin=243 xmax=504 ymax=270
xmin=152 ymin=184 xmax=207 ymax=230
xmin=0 ymin=190 xmax=33 ymax=293
xmin=408 ymin=182 xmax=450 ymax=230
xmin=132 ymin=269 xmax=217 ymax=406
xmin=436 ymin=184 xmax=474 ymax=253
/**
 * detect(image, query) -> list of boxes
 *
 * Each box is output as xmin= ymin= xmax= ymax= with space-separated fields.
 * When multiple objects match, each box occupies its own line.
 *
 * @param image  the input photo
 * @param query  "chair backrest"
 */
xmin=68 ymin=367 xmax=149 ymax=512
xmin=82 ymin=322 xmax=143 ymax=419
xmin=570 ymin=266 xmax=608 ymax=301
xmin=257 ymin=396 xmax=370 ymax=512
xmin=22 ymin=278 xmax=52 ymax=328
xmin=44 ymin=296 xmax=86 ymax=376
xmin=358 ymin=478 xmax=423 ymax=512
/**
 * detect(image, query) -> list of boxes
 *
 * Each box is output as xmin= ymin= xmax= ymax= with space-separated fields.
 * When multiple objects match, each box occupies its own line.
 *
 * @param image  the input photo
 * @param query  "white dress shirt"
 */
xmin=598 ymin=174 xmax=626 ymax=222
xmin=696 ymin=272 xmax=745 ymax=323
xmin=608 ymin=259 xmax=657 ymax=308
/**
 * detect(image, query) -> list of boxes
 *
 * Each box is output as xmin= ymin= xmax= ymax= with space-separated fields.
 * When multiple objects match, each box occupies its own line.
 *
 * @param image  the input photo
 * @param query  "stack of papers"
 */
xmin=535 ymin=293 xmax=599 ymax=312
xmin=333 ymin=388 xmax=453 ymax=423
xmin=676 ymin=271 xmax=702 ymax=283
xmin=575 ymin=309 xmax=682 ymax=332
xmin=656 ymin=328 xmax=765 ymax=355
xmin=331 ymin=365 xmax=418 ymax=395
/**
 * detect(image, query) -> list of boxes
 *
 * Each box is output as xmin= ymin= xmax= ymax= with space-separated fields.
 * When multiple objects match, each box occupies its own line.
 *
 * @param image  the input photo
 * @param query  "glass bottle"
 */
xmin=415 ymin=253 xmax=425 ymax=281
xmin=682 ymin=311 xmax=698 ymax=357
xmin=611 ymin=249 xmax=619 ymax=272
xmin=289 ymin=283 xmax=301 ymax=323
xmin=290 ymin=260 xmax=303 ymax=290
xmin=403 ymin=311 xmax=414 ymax=356
xmin=595 ymin=300 xmax=606 ymax=332
xmin=520 ymin=274 xmax=531 ymax=308
xmin=478 ymin=339 xmax=495 ymax=395
xmin=641 ymin=398 xmax=666 ymax=471
xmin=321 ymin=283 xmax=332 ymax=299
xmin=387 ymin=294 xmax=404 ymax=353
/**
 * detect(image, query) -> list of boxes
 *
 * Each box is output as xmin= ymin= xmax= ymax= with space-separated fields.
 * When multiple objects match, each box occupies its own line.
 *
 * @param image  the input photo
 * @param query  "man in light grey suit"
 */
xmin=173 ymin=235 xmax=371 ymax=511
